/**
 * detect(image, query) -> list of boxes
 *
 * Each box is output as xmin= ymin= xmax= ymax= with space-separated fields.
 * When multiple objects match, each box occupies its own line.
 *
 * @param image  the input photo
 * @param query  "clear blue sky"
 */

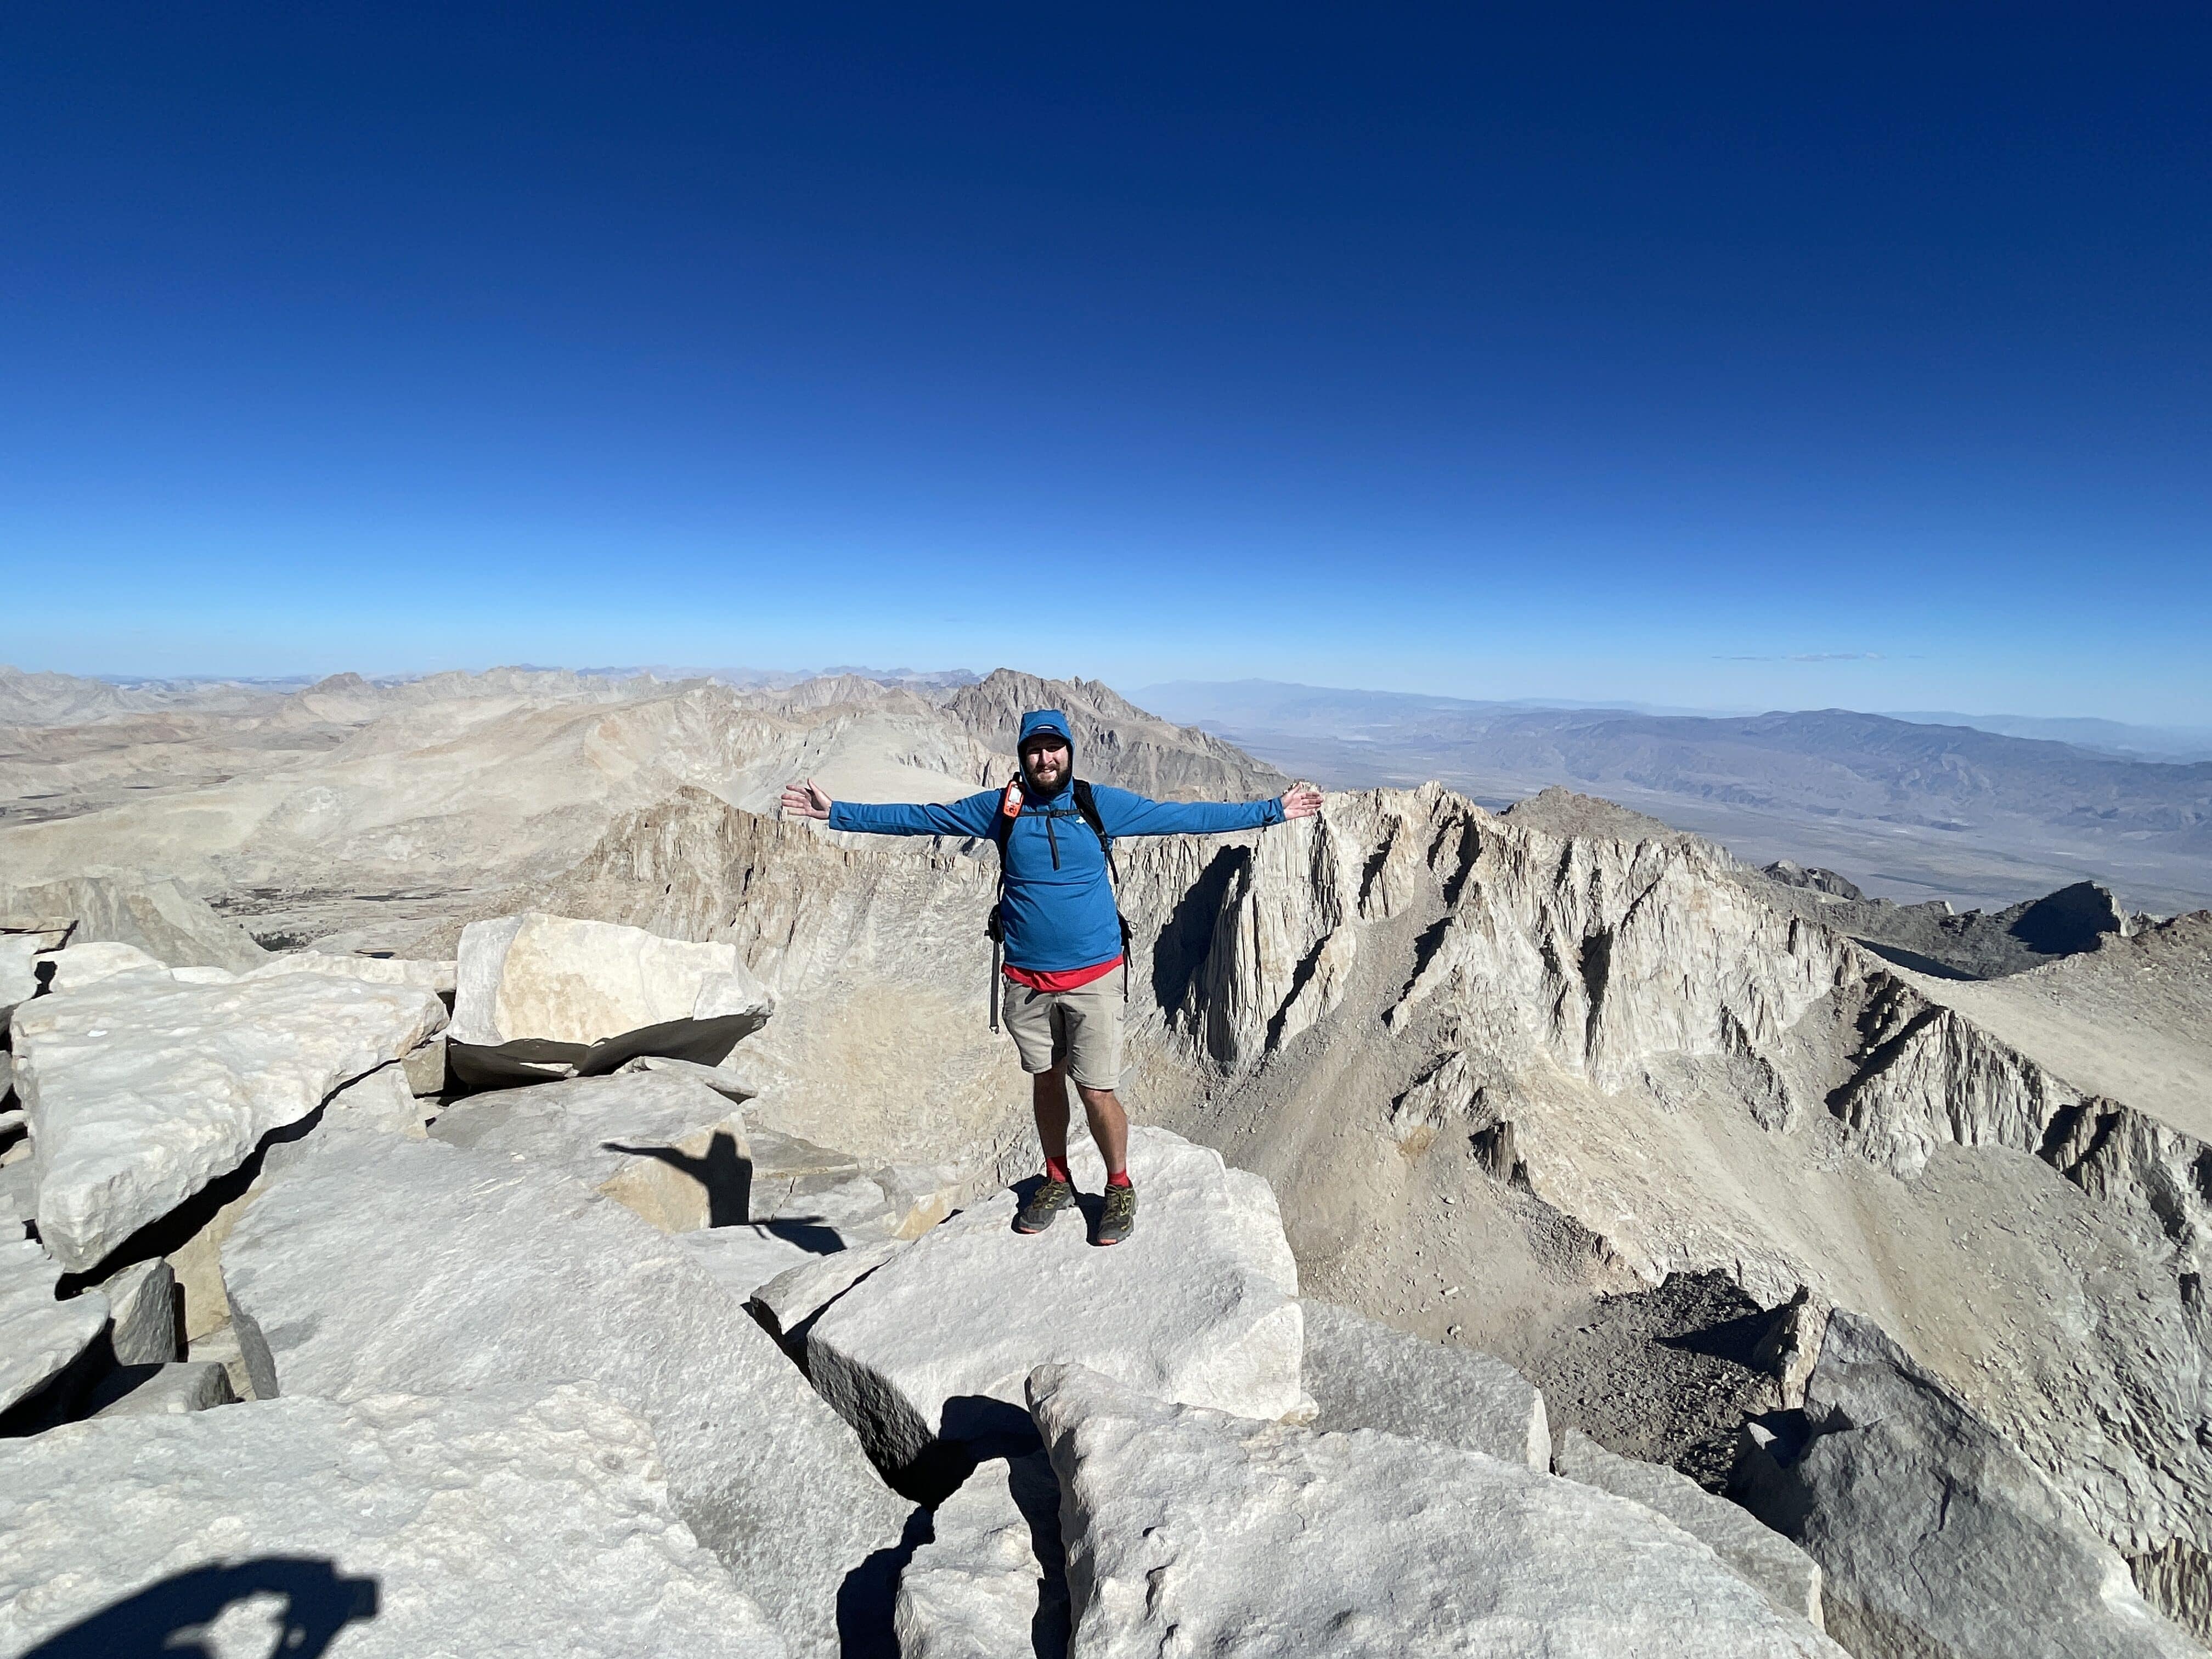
xmin=4 ymin=4 xmax=2208 ymax=720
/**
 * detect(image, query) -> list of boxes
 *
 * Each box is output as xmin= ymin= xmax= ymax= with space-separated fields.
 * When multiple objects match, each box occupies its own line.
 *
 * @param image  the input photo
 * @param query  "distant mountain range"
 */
xmin=1138 ymin=679 xmax=2212 ymax=914
xmin=1880 ymin=710 xmax=2212 ymax=761
xmin=13 ymin=663 xmax=2206 ymax=913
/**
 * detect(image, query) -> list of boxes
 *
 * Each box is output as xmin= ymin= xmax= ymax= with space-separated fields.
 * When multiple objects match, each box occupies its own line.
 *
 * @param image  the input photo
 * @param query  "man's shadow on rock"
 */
xmin=21 ymin=1556 xmax=378 ymax=1659
xmin=600 ymin=1130 xmax=752 ymax=1225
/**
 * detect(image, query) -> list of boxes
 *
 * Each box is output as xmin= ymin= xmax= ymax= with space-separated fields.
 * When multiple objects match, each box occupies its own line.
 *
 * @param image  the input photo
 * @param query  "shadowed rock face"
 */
xmin=1555 ymin=1426 xmax=1825 ymax=1629
xmin=0 ymin=1238 xmax=108 ymax=1418
xmin=1299 ymin=1295 xmax=1548 ymax=1469
xmin=1757 ymin=872 xmax=2132 ymax=981
xmin=1734 ymin=1312 xmax=2203 ymax=1659
xmin=895 ymin=1452 xmax=1069 ymax=1659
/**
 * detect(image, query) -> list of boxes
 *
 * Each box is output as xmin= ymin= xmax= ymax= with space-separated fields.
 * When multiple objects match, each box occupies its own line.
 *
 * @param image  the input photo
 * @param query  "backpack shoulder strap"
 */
xmin=984 ymin=787 xmax=1015 ymax=946
xmin=1071 ymin=780 xmax=1132 ymax=999
xmin=1070 ymin=780 xmax=1121 ymax=889
xmin=988 ymin=793 xmax=1016 ymax=884
xmin=1070 ymin=780 xmax=1111 ymax=853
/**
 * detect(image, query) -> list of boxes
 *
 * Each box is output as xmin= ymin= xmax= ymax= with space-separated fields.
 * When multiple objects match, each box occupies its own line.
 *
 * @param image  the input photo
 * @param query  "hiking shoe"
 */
xmin=1015 ymin=1176 xmax=1075 ymax=1234
xmin=1094 ymin=1183 xmax=1138 ymax=1246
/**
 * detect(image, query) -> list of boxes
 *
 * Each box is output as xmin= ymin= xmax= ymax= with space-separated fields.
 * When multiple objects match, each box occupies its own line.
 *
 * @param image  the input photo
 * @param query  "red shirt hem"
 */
xmin=1002 ymin=955 xmax=1124 ymax=992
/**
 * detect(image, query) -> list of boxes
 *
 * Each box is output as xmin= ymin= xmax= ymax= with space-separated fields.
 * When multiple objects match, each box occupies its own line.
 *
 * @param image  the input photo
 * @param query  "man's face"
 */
xmin=1021 ymin=735 xmax=1070 ymax=789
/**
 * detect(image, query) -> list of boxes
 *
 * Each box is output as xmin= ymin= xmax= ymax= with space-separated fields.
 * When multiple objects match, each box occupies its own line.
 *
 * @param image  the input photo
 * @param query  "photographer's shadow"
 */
xmin=21 ymin=1556 xmax=377 ymax=1659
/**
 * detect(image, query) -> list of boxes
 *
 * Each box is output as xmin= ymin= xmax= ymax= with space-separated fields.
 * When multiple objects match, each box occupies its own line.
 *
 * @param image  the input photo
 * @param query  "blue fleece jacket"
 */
xmin=826 ymin=707 xmax=1286 ymax=972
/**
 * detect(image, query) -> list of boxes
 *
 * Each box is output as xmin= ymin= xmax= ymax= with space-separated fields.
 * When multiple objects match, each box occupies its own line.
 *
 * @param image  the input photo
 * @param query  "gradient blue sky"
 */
xmin=5 ymin=4 xmax=2209 ymax=719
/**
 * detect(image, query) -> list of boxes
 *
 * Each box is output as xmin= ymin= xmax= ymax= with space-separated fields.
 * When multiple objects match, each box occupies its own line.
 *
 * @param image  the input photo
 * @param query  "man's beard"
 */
xmin=1022 ymin=754 xmax=1070 ymax=794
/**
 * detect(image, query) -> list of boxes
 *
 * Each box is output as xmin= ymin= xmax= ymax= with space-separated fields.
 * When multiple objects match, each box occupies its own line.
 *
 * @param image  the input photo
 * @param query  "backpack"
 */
xmin=985 ymin=778 xmax=1132 ymax=1030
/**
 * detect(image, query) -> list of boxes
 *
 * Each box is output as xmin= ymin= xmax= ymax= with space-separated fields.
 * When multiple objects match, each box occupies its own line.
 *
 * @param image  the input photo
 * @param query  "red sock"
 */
xmin=1043 ymin=1156 xmax=1072 ymax=1184
xmin=1106 ymin=1168 xmax=1132 ymax=1189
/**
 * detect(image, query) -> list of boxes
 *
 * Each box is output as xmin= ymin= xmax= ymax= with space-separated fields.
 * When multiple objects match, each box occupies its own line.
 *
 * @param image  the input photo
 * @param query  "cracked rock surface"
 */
xmin=15 ymin=970 xmax=446 ymax=1271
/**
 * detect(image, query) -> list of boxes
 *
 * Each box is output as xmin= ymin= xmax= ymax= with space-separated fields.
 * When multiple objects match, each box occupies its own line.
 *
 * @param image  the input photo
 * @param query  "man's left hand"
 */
xmin=1280 ymin=785 xmax=1324 ymax=820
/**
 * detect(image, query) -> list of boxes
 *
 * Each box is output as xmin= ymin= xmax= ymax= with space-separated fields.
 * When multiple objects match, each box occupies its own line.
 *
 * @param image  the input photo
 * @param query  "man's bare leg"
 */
xmin=1029 ymin=1068 xmax=1128 ymax=1178
xmin=1016 ymin=1064 xmax=1081 ymax=1234
xmin=1073 ymin=1082 xmax=1129 ymax=1178
xmin=1032 ymin=1064 xmax=1072 ymax=1169
xmin=1077 ymin=1082 xmax=1137 ymax=1244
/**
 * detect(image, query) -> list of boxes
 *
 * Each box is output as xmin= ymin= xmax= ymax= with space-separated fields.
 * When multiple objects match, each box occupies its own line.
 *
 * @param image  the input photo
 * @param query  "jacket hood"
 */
xmin=1017 ymin=708 xmax=1075 ymax=795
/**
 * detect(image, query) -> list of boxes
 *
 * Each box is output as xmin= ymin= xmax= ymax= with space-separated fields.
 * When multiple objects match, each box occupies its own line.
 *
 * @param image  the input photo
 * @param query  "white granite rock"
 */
xmin=89 ymin=1357 xmax=238 ymax=1417
xmin=0 ymin=1159 xmax=34 ymax=1233
xmin=400 ymin=1032 xmax=447 ymax=1096
xmin=766 ymin=1161 xmax=963 ymax=1242
xmin=154 ymin=1061 xmax=422 ymax=1344
xmin=428 ymin=1069 xmax=748 ymax=1231
xmin=0 ymin=1384 xmax=789 ymax=1658
xmin=185 ymin=1321 xmax=253 ymax=1400
xmin=242 ymin=949 xmax=457 ymax=993
xmin=163 ymin=1109 xmax=371 ymax=1347
xmin=679 ymin=1225 xmax=851 ymax=1301
xmin=1029 ymin=1363 xmax=1847 ymax=1658
xmin=0 ymin=935 xmax=37 ymax=1012
xmin=777 ymin=1171 xmax=901 ymax=1237
xmin=14 ymin=970 xmax=447 ymax=1272
xmin=323 ymin=1063 xmax=428 ymax=1137
xmin=753 ymin=1237 xmax=908 ymax=1344
xmin=451 ymin=911 xmax=774 ymax=1047
xmin=0 ymin=1238 xmax=108 ymax=1415
xmin=895 ymin=1452 xmax=1069 ymax=1659
xmin=99 ymin=1256 xmax=177 ymax=1364
xmin=617 ymin=1051 xmax=758 ymax=1100
xmin=1555 ymin=1427 xmax=1822 ymax=1629
xmin=1733 ymin=1310 xmax=2200 ymax=1659
xmin=868 ymin=1163 xmax=969 ymax=1239
xmin=0 ymin=871 xmax=269 ymax=973
xmin=804 ymin=1128 xmax=1309 ymax=1485
xmin=44 ymin=938 xmax=167 ymax=990
xmin=1301 ymin=1296 xmax=1548 ymax=1469
xmin=223 ymin=1130 xmax=909 ymax=1659
xmin=746 ymin=1125 xmax=867 ymax=1217
xmin=168 ymin=964 xmax=242 ymax=984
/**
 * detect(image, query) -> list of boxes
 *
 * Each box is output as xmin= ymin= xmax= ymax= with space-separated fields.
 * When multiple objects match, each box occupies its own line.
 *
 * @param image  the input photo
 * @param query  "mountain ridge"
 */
xmin=1140 ymin=678 xmax=2212 ymax=912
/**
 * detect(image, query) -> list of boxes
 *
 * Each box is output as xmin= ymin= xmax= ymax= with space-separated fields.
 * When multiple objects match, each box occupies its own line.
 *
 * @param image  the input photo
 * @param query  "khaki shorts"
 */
xmin=1002 ymin=969 xmax=1126 ymax=1090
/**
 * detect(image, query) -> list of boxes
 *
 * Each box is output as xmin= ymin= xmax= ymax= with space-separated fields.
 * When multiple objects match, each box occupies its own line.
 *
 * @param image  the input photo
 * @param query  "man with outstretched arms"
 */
xmin=782 ymin=708 xmax=1322 ymax=1245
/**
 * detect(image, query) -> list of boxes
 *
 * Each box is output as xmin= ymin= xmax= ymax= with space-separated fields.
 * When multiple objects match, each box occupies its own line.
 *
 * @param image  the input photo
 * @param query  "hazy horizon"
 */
xmin=12 ymin=659 xmax=2212 ymax=763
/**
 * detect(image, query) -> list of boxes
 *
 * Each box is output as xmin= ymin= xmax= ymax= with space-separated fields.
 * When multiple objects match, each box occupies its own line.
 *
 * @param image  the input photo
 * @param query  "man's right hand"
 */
xmin=780 ymin=778 xmax=833 ymax=820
